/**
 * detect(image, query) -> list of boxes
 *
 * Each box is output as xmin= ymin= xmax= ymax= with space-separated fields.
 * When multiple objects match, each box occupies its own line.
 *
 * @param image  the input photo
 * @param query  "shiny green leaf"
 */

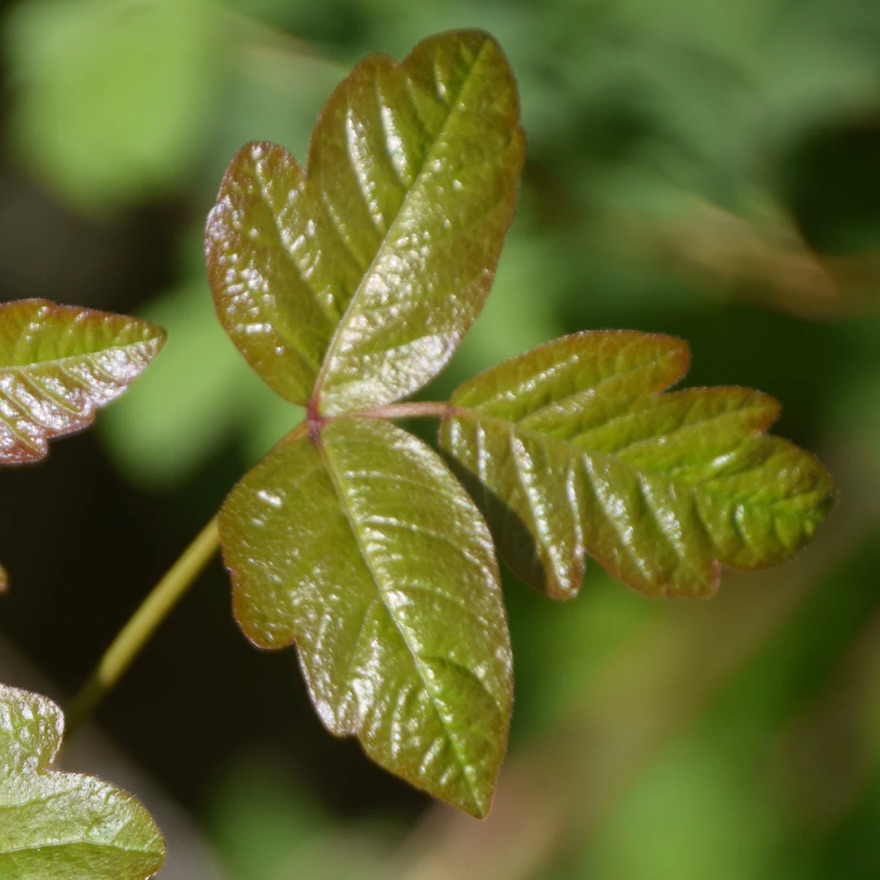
xmin=219 ymin=417 xmax=512 ymax=817
xmin=0 ymin=299 xmax=165 ymax=464
xmin=440 ymin=331 xmax=835 ymax=599
xmin=205 ymin=29 xmax=524 ymax=413
xmin=0 ymin=683 xmax=166 ymax=879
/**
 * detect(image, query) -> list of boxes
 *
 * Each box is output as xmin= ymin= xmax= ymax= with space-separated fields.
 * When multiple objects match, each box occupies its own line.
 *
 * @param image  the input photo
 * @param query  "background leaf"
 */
xmin=0 ymin=299 xmax=165 ymax=464
xmin=99 ymin=278 xmax=301 ymax=491
xmin=440 ymin=331 xmax=835 ymax=599
xmin=205 ymin=28 xmax=524 ymax=413
xmin=0 ymin=683 xmax=166 ymax=879
xmin=5 ymin=0 xmax=221 ymax=211
xmin=219 ymin=417 xmax=512 ymax=816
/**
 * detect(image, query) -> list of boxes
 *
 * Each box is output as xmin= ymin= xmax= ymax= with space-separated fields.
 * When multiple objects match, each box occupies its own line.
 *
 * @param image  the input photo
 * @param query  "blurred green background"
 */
xmin=1 ymin=0 xmax=880 ymax=877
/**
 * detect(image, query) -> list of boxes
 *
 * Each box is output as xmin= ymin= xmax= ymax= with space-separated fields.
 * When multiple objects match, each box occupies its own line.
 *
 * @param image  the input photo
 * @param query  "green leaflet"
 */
xmin=439 ymin=331 xmax=836 ymax=599
xmin=0 ymin=684 xmax=166 ymax=880
xmin=205 ymin=29 xmax=524 ymax=414
xmin=0 ymin=299 xmax=166 ymax=464
xmin=219 ymin=417 xmax=512 ymax=817
xmin=206 ymin=27 xmax=835 ymax=817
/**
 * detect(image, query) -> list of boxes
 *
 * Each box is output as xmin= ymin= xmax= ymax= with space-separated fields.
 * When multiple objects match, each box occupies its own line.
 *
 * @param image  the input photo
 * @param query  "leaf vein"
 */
xmin=315 ymin=36 xmax=495 ymax=401
xmin=319 ymin=444 xmax=482 ymax=808
xmin=250 ymin=162 xmax=339 ymax=328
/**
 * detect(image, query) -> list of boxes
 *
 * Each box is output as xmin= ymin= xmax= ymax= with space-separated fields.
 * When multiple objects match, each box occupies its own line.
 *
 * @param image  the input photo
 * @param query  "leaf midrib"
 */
xmin=312 ymin=36 xmax=493 ymax=411
xmin=453 ymin=408 xmax=821 ymax=518
xmin=251 ymin=158 xmax=340 ymax=333
xmin=1 ymin=338 xmax=157 ymax=375
xmin=0 ymin=839 xmax=160 ymax=858
xmin=317 ymin=428 xmax=483 ymax=812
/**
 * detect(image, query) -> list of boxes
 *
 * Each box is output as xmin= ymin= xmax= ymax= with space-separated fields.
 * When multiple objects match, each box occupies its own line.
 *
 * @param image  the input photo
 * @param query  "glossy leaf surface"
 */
xmin=206 ymin=29 xmax=524 ymax=414
xmin=220 ymin=417 xmax=512 ymax=816
xmin=0 ymin=683 xmax=166 ymax=879
xmin=0 ymin=299 xmax=165 ymax=464
xmin=440 ymin=331 xmax=835 ymax=599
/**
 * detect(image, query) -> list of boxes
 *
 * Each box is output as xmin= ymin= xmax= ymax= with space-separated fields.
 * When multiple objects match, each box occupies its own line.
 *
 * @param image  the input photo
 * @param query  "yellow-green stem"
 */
xmin=66 ymin=515 xmax=220 ymax=735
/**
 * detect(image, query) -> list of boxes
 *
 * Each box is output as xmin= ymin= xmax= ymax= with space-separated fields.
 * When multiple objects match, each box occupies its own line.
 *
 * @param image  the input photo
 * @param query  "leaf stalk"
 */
xmin=65 ymin=515 xmax=220 ymax=735
xmin=358 ymin=401 xmax=454 ymax=421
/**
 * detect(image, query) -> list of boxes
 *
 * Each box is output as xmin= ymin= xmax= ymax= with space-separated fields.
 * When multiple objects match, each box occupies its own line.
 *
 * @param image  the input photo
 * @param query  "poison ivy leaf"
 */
xmin=206 ymin=28 xmax=524 ymax=415
xmin=439 ymin=331 xmax=835 ymax=599
xmin=0 ymin=299 xmax=165 ymax=464
xmin=0 ymin=683 xmax=166 ymax=879
xmin=220 ymin=417 xmax=512 ymax=817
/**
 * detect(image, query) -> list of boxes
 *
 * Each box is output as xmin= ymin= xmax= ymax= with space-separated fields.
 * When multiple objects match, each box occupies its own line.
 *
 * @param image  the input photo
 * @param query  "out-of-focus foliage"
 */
xmin=2 ymin=0 xmax=880 ymax=876
xmin=99 ymin=271 xmax=301 ymax=489
xmin=5 ymin=0 xmax=222 ymax=210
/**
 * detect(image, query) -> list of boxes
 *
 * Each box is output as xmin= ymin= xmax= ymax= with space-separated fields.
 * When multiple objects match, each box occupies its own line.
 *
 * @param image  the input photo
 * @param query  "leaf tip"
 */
xmin=463 ymin=783 xmax=497 ymax=819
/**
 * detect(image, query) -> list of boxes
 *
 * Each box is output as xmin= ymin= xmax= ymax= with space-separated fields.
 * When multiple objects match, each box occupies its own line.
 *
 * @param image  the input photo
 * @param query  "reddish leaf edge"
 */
xmin=217 ymin=443 xmax=510 ymax=817
xmin=439 ymin=329 xmax=837 ymax=600
xmin=0 ymin=298 xmax=167 ymax=465
xmin=206 ymin=28 xmax=525 ymax=413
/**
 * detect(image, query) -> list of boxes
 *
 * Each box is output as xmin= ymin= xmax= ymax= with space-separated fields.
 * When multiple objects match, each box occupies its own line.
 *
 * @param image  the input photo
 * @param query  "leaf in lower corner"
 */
xmin=0 ymin=299 xmax=166 ymax=464
xmin=205 ymin=29 xmax=525 ymax=415
xmin=439 ymin=330 xmax=836 ymax=600
xmin=219 ymin=417 xmax=512 ymax=817
xmin=0 ymin=683 xmax=166 ymax=880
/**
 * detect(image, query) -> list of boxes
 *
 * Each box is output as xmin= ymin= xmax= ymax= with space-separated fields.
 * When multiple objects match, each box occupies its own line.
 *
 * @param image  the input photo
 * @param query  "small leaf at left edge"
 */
xmin=219 ymin=417 xmax=512 ymax=817
xmin=0 ymin=683 xmax=166 ymax=879
xmin=0 ymin=299 xmax=166 ymax=464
